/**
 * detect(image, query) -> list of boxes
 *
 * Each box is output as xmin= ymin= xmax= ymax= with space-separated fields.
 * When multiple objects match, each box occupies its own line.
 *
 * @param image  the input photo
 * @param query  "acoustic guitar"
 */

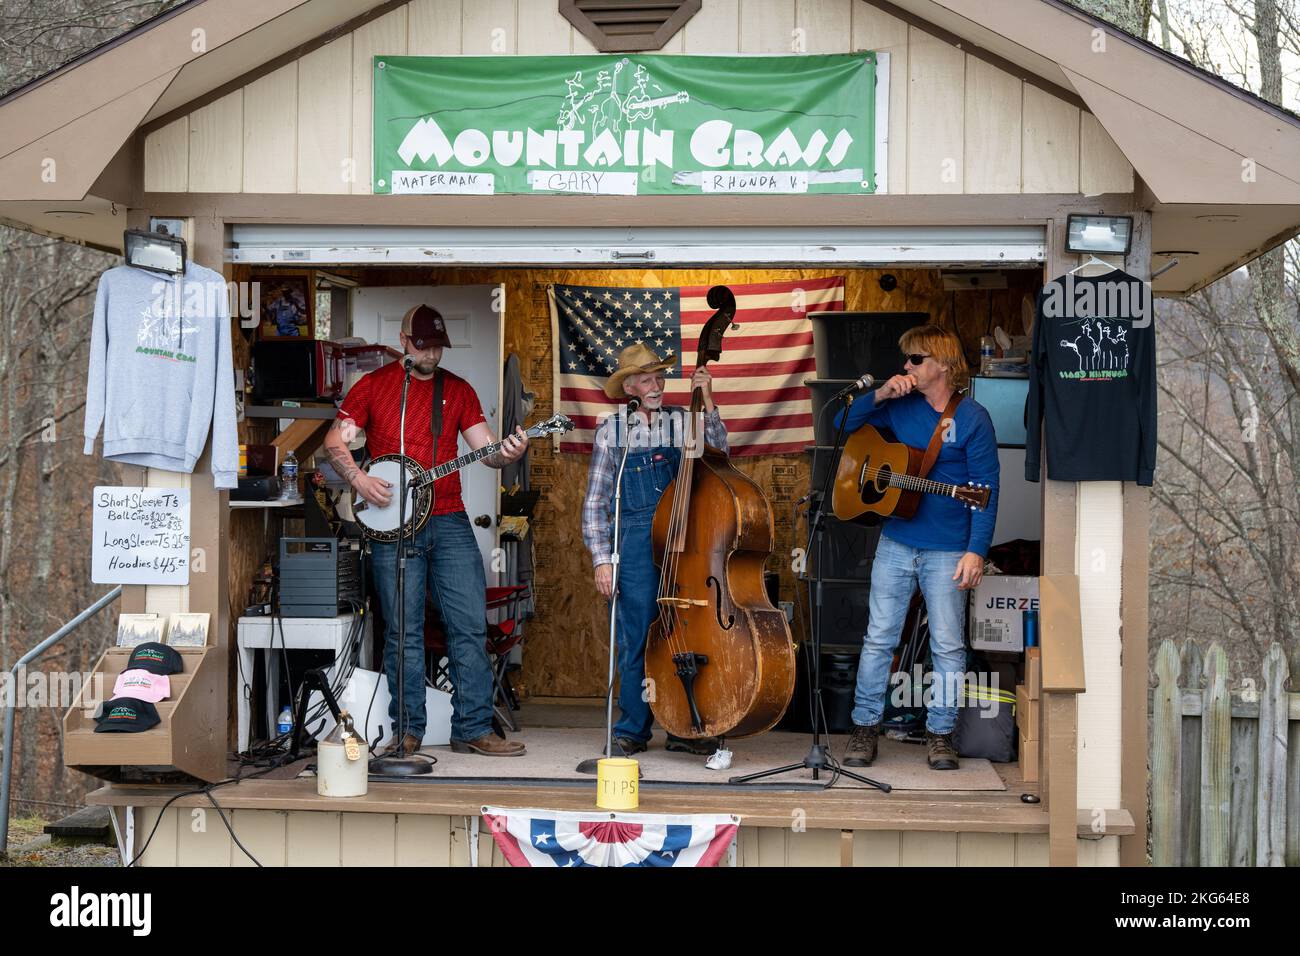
xmin=831 ymin=424 xmax=991 ymax=523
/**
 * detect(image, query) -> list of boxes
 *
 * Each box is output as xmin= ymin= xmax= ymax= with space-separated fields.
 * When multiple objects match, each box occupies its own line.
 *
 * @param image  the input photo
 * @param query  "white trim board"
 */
xmin=226 ymin=224 xmax=1045 ymax=267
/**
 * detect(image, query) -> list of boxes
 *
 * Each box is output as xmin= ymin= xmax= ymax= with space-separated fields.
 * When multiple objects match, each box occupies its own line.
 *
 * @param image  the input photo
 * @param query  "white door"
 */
xmin=350 ymin=284 xmax=504 ymax=581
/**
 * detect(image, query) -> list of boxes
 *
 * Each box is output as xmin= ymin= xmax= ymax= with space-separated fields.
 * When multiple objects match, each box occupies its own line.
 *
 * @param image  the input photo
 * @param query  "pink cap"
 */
xmin=112 ymin=669 xmax=171 ymax=703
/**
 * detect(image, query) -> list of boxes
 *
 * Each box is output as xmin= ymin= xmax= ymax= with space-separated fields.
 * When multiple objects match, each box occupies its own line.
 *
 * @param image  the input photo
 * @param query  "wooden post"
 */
xmin=1199 ymin=643 xmax=1231 ymax=866
xmin=1119 ymin=208 xmax=1152 ymax=868
xmin=1179 ymin=641 xmax=1203 ymax=867
xmin=1255 ymin=644 xmax=1288 ymax=866
xmin=1150 ymin=640 xmax=1181 ymax=865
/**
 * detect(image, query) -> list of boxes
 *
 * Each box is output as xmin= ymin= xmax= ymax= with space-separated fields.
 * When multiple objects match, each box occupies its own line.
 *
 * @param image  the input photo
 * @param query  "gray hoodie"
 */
xmin=83 ymin=263 xmax=239 ymax=488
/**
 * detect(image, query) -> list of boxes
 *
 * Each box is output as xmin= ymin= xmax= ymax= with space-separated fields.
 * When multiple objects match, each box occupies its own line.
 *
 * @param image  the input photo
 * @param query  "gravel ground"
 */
xmin=2 ymin=815 xmax=121 ymax=868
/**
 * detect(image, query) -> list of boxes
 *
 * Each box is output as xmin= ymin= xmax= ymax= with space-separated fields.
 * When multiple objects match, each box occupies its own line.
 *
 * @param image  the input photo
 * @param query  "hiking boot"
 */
xmin=843 ymin=722 xmax=879 ymax=767
xmin=451 ymin=733 xmax=526 ymax=757
xmin=607 ymin=736 xmax=648 ymax=757
xmin=926 ymin=731 xmax=959 ymax=770
xmin=381 ymin=733 xmax=423 ymax=756
xmin=664 ymin=734 xmax=717 ymax=755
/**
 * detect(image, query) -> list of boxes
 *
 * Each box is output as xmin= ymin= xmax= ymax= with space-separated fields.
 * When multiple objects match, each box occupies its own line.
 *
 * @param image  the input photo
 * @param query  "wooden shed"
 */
xmin=3 ymin=0 xmax=1299 ymax=868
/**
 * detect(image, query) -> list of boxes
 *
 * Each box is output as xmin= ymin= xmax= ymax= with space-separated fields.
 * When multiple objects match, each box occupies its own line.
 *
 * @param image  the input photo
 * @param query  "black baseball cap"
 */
xmin=127 ymin=642 xmax=183 ymax=675
xmin=94 ymin=697 xmax=161 ymax=733
xmin=401 ymin=304 xmax=452 ymax=349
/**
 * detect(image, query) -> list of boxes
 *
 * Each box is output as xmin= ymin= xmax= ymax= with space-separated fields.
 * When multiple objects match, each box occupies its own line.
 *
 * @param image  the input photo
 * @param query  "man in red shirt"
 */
xmin=323 ymin=305 xmax=528 ymax=757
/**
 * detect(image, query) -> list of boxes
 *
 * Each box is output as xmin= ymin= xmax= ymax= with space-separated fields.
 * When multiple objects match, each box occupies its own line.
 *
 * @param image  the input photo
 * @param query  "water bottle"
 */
xmin=980 ymin=335 xmax=997 ymax=374
xmin=276 ymin=705 xmax=293 ymax=738
xmin=280 ymin=450 xmax=299 ymax=500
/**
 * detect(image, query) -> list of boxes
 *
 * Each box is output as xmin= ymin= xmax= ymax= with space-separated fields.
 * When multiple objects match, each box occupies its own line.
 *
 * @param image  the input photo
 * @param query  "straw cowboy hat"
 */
xmin=603 ymin=343 xmax=675 ymax=398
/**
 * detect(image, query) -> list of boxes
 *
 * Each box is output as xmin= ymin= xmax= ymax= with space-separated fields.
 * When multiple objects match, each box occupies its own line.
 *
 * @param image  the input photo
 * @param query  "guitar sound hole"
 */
xmin=860 ymin=463 xmax=889 ymax=505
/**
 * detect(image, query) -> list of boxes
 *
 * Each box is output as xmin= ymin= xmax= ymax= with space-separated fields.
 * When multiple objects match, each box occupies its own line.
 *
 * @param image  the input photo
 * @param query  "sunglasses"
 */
xmin=903 ymin=353 xmax=930 ymax=366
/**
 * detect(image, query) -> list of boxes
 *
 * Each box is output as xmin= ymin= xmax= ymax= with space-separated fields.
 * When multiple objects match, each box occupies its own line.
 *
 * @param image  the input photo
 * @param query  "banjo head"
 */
xmin=353 ymin=455 xmax=433 ymax=542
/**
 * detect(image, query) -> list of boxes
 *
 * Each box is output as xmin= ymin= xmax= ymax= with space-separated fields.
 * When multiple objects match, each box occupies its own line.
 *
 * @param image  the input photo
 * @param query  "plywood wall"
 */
xmin=142 ymin=0 xmax=1133 ymax=197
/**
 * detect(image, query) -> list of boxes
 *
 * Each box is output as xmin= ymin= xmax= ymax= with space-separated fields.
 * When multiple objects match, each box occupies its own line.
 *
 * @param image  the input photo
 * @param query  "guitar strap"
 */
xmin=430 ymin=368 xmax=444 ymax=441
xmin=918 ymin=392 xmax=963 ymax=480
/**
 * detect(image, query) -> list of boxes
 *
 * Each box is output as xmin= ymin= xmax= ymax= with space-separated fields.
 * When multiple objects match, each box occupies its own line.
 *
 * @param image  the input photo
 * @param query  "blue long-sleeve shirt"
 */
xmin=833 ymin=391 xmax=1000 ymax=557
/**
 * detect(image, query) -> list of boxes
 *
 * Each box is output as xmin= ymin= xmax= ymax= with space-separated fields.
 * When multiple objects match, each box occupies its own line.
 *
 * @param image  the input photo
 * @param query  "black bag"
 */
xmin=952 ymin=683 xmax=1017 ymax=762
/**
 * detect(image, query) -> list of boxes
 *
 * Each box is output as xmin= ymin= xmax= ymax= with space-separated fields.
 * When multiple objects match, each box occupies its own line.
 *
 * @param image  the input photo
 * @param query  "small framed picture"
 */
xmin=166 ymin=612 xmax=210 ymax=648
xmin=257 ymin=274 xmax=313 ymax=339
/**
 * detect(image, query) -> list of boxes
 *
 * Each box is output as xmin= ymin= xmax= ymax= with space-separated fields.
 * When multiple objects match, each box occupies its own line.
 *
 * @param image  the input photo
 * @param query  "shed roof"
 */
xmin=1 ymin=0 xmax=1298 ymax=293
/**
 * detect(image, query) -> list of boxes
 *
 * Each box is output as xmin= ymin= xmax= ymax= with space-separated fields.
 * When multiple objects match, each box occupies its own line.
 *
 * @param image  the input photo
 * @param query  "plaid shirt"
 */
xmin=581 ymin=407 xmax=727 ymax=568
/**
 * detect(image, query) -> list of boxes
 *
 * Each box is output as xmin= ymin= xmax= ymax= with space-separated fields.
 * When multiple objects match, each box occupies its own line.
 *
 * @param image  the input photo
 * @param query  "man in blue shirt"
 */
xmin=834 ymin=325 xmax=1000 ymax=770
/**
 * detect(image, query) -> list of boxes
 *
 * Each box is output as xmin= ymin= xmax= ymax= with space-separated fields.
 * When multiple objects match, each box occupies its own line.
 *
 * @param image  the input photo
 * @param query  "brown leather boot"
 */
xmin=843 ymin=722 xmax=879 ymax=767
xmin=926 ymin=731 xmax=959 ymax=770
xmin=451 ymin=734 xmax=526 ymax=757
xmin=381 ymin=733 xmax=423 ymax=756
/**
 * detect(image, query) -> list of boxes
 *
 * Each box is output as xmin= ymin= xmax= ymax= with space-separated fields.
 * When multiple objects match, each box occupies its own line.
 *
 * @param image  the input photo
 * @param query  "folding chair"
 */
xmin=422 ymin=584 xmax=531 ymax=733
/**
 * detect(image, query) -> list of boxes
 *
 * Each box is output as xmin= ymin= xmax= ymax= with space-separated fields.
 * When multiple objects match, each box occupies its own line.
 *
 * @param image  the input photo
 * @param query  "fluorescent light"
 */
xmin=1066 ymin=214 xmax=1133 ymax=255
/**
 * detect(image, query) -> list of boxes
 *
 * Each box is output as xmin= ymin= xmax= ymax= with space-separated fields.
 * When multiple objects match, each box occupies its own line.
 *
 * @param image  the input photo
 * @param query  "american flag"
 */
xmin=550 ymin=277 xmax=846 ymax=456
xmin=481 ymin=806 xmax=740 ymax=867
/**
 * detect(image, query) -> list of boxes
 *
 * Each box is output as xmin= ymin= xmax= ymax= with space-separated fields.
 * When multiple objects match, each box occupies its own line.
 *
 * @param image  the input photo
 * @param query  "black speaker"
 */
xmin=809 ymin=311 xmax=929 ymax=381
xmin=812 ymin=580 xmax=871 ymax=646
xmin=780 ymin=643 xmax=861 ymax=734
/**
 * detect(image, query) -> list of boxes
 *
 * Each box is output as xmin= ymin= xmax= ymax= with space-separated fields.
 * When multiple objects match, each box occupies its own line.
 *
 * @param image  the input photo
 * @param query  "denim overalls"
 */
xmin=609 ymin=440 xmax=682 ymax=744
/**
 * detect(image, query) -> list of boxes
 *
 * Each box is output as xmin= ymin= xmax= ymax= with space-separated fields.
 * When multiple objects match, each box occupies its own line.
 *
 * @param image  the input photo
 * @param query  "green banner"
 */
xmin=372 ymin=53 xmax=877 ymax=196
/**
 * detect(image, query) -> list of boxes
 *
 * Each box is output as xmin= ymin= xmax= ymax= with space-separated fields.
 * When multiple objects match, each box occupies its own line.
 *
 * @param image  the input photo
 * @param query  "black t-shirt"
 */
xmin=1025 ymin=268 xmax=1156 ymax=485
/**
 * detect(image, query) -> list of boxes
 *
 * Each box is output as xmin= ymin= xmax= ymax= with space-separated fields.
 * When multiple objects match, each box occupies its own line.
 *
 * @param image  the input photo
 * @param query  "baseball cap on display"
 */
xmin=112 ymin=668 xmax=171 ymax=703
xmin=127 ymin=642 xmax=183 ymax=676
xmin=401 ymin=304 xmax=452 ymax=349
xmin=93 ymin=697 xmax=161 ymax=733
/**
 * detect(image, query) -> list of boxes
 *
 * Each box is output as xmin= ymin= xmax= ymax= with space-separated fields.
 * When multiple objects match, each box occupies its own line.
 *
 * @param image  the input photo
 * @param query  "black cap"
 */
xmin=94 ymin=697 xmax=161 ymax=733
xmin=127 ymin=642 xmax=183 ymax=675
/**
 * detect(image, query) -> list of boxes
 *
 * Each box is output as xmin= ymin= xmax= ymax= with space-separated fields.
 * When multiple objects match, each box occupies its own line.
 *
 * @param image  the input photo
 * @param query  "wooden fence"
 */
xmin=1150 ymin=641 xmax=1298 ymax=866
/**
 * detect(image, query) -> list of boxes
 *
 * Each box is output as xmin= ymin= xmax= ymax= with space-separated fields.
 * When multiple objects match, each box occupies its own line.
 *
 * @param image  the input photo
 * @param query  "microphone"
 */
xmin=830 ymin=373 xmax=876 ymax=402
xmin=625 ymin=397 xmax=642 ymax=422
xmin=402 ymin=356 xmax=416 ymax=372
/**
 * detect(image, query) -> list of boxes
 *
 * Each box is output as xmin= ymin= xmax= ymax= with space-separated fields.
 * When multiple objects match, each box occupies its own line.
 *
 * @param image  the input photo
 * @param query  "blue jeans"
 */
xmin=609 ymin=445 xmax=681 ymax=743
xmin=369 ymin=511 xmax=493 ymax=743
xmin=852 ymin=535 xmax=968 ymax=735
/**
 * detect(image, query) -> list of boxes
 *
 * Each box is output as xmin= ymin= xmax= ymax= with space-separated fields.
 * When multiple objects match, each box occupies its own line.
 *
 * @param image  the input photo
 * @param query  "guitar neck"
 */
xmin=886 ymin=472 xmax=963 ymax=500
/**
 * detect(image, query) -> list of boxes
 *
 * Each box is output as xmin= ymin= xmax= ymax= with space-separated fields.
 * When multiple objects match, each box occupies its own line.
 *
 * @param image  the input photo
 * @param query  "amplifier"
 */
xmin=279 ymin=537 xmax=362 ymax=617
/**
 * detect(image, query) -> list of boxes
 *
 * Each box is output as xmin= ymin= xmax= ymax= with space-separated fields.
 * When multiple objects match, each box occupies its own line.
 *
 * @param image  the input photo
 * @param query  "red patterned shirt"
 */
xmin=338 ymin=362 xmax=487 ymax=515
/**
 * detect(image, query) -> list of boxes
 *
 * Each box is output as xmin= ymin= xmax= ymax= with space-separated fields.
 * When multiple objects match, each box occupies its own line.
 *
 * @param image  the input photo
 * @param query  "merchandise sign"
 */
xmin=92 ymin=486 xmax=190 ymax=585
xmin=373 ymin=53 xmax=877 ymax=196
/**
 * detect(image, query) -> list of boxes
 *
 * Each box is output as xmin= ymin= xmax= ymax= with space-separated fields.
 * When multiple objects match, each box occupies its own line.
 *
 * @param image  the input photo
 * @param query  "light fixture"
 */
xmin=123 ymin=228 xmax=186 ymax=276
xmin=1066 ymin=214 xmax=1133 ymax=255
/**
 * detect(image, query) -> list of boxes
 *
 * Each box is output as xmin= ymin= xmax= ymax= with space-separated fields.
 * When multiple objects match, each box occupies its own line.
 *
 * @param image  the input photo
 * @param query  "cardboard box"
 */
xmin=1019 ymin=730 xmax=1039 ymax=782
xmin=1015 ymin=683 xmax=1039 ymax=741
xmin=1024 ymin=646 xmax=1042 ymax=699
xmin=968 ymin=575 xmax=1039 ymax=652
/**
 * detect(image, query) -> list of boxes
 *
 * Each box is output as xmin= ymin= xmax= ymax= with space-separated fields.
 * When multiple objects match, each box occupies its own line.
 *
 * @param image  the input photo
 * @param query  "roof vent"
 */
xmin=561 ymin=1 xmax=702 ymax=53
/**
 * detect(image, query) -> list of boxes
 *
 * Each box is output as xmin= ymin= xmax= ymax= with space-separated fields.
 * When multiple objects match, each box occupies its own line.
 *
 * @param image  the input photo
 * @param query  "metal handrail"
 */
xmin=0 ymin=586 xmax=121 ymax=857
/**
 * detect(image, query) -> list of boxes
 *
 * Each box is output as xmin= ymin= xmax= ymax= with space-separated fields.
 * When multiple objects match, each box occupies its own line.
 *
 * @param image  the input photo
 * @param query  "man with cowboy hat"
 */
xmin=581 ymin=343 xmax=728 ymax=757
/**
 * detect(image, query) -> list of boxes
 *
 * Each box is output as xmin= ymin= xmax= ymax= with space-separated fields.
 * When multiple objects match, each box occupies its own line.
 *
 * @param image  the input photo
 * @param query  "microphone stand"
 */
xmin=577 ymin=401 xmax=640 ymax=774
xmin=730 ymin=387 xmax=889 ymax=791
xmin=370 ymin=358 xmax=433 ymax=776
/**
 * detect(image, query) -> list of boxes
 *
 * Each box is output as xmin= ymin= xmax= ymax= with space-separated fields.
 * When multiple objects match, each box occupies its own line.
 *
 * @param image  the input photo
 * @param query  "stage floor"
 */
xmin=354 ymin=698 xmax=1007 ymax=793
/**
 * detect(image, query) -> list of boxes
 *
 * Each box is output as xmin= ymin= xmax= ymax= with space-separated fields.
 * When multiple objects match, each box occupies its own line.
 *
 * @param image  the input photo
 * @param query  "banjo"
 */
xmin=352 ymin=414 xmax=574 ymax=542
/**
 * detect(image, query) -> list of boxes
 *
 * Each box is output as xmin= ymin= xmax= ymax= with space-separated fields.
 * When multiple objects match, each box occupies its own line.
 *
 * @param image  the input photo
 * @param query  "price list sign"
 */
xmin=91 ymin=487 xmax=191 ymax=585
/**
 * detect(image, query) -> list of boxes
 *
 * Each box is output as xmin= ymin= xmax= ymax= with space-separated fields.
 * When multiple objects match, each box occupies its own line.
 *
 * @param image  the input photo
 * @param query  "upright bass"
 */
xmin=645 ymin=286 xmax=796 ymax=740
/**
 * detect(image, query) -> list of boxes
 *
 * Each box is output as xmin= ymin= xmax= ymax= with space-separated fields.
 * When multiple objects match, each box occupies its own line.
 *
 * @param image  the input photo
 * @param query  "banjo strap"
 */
xmin=430 ymin=368 xmax=444 ymax=441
